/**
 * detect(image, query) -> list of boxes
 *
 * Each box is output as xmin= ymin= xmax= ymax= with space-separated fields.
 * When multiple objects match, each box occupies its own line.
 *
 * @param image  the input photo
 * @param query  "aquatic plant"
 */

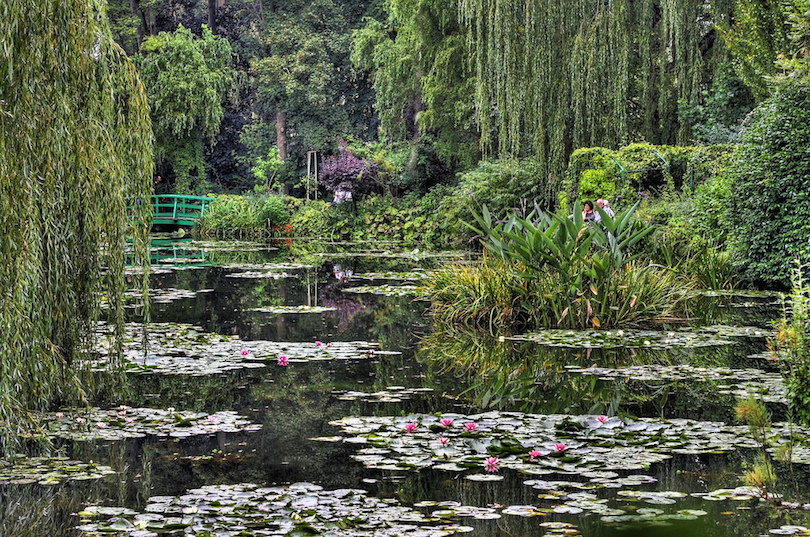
xmin=75 ymin=483 xmax=475 ymax=536
xmin=772 ymin=265 xmax=810 ymax=424
xmin=427 ymin=203 xmax=691 ymax=330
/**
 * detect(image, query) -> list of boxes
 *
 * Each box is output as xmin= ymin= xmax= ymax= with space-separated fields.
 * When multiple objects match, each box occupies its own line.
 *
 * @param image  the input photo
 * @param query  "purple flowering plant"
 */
xmin=319 ymin=142 xmax=379 ymax=199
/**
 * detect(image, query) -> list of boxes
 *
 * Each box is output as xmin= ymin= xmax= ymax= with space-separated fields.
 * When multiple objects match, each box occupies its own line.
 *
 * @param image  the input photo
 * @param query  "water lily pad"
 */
xmin=225 ymin=270 xmax=296 ymax=279
xmin=567 ymin=364 xmax=786 ymax=404
xmin=94 ymin=323 xmax=390 ymax=375
xmin=326 ymin=411 xmax=783 ymax=481
xmin=41 ymin=407 xmax=260 ymax=441
xmin=250 ymin=305 xmax=337 ymax=314
xmin=76 ymin=482 xmax=478 ymax=536
xmin=508 ymin=328 xmax=735 ymax=349
xmin=342 ymin=284 xmax=425 ymax=297
xmin=0 ymin=456 xmax=115 ymax=486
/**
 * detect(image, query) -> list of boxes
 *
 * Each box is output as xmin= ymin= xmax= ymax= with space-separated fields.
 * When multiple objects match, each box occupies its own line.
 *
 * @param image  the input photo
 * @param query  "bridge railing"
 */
xmin=151 ymin=195 xmax=213 ymax=226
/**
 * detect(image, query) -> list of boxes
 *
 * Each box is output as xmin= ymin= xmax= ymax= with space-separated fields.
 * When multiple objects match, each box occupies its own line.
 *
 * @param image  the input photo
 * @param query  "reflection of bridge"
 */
xmin=150 ymin=195 xmax=213 ymax=226
xmin=150 ymin=239 xmax=209 ymax=266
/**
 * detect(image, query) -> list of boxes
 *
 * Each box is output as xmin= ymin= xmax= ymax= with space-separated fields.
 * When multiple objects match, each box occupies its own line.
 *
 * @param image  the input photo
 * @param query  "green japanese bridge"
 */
xmin=150 ymin=195 xmax=213 ymax=227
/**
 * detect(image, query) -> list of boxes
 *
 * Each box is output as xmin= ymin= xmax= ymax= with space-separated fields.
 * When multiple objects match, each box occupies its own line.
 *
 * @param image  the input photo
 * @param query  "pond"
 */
xmin=4 ymin=239 xmax=809 ymax=537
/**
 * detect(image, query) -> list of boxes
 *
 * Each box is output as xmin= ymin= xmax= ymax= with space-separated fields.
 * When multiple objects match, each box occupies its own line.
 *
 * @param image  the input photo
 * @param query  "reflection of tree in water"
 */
xmin=320 ymin=283 xmax=373 ymax=333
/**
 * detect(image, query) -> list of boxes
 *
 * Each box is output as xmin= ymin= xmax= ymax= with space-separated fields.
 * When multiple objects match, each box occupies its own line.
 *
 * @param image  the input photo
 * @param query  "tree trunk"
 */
xmin=275 ymin=110 xmax=289 ymax=194
xmin=129 ymin=0 xmax=146 ymax=45
xmin=208 ymin=0 xmax=217 ymax=32
xmin=256 ymin=0 xmax=264 ymax=22
xmin=275 ymin=110 xmax=288 ymax=160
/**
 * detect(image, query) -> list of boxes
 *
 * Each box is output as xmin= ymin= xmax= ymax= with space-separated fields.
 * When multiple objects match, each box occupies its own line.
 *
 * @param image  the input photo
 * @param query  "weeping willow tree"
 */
xmin=458 ymin=0 xmax=732 ymax=180
xmin=0 ymin=0 xmax=153 ymax=454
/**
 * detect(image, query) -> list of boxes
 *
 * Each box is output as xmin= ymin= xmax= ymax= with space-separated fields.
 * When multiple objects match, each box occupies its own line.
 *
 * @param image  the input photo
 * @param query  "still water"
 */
xmin=2 ymin=239 xmax=807 ymax=537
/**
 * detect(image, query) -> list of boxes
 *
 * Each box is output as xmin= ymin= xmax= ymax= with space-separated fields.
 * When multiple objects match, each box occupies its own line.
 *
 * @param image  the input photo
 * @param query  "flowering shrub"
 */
xmin=319 ymin=145 xmax=379 ymax=199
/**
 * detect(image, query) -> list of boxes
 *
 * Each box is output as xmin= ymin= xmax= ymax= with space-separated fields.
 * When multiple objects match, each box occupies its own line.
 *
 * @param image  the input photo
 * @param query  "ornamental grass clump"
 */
xmin=425 ymin=202 xmax=691 ymax=331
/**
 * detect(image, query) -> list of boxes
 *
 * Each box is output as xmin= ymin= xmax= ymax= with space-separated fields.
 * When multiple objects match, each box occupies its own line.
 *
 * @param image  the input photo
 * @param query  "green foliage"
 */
xmin=693 ymin=171 xmax=734 ymax=246
xmin=0 ymin=0 xmax=153 ymax=453
xmin=565 ymin=143 xmax=735 ymax=204
xmin=252 ymin=148 xmax=284 ymax=192
xmin=772 ymin=266 xmax=810 ymax=424
xmin=636 ymin=194 xmax=739 ymax=290
xmin=429 ymin=203 xmax=690 ymax=331
xmin=134 ymin=25 xmax=234 ymax=193
xmin=729 ymin=82 xmax=810 ymax=286
xmin=439 ymin=158 xmax=553 ymax=242
xmin=351 ymin=0 xmax=479 ymax=172
xmin=288 ymin=190 xmax=455 ymax=248
xmin=136 ymin=25 xmax=233 ymax=141
xmin=289 ymin=200 xmax=335 ymax=239
xmin=714 ymin=0 xmax=791 ymax=97
xmin=678 ymin=62 xmax=755 ymax=144
xmin=460 ymin=0 xmax=732 ymax=179
xmin=197 ymin=194 xmax=291 ymax=239
xmin=577 ymin=169 xmax=615 ymax=203
xmin=248 ymin=0 xmax=369 ymax=189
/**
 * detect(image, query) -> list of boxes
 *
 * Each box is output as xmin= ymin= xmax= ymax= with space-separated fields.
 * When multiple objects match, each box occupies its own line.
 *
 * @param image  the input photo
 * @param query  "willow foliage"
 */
xmin=0 ymin=0 xmax=153 ymax=453
xmin=458 ymin=0 xmax=731 ymax=179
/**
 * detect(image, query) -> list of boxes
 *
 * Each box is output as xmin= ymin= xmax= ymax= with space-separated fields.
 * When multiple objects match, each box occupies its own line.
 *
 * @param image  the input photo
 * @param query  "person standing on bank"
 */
xmin=596 ymin=199 xmax=615 ymax=218
xmin=583 ymin=200 xmax=600 ymax=223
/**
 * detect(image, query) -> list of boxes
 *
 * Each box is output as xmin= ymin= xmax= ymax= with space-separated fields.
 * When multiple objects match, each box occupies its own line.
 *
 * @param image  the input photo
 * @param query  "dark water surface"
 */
xmin=3 ymin=240 xmax=808 ymax=537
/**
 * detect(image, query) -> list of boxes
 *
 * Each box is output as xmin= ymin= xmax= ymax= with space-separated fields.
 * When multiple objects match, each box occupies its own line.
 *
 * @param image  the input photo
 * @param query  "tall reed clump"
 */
xmin=425 ymin=202 xmax=691 ymax=331
xmin=197 ymin=194 xmax=291 ymax=239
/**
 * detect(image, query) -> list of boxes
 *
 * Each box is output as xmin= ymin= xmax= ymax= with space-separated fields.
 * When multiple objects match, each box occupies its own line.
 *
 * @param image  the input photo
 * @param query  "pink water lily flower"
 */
xmin=439 ymin=437 xmax=450 ymax=445
xmin=278 ymin=355 xmax=289 ymax=366
xmin=555 ymin=443 xmax=567 ymax=452
xmin=529 ymin=449 xmax=543 ymax=460
xmin=404 ymin=422 xmax=418 ymax=433
xmin=76 ymin=417 xmax=86 ymax=424
xmin=439 ymin=418 xmax=454 ymax=427
xmin=208 ymin=415 xmax=216 ymax=423
xmin=96 ymin=422 xmax=107 ymax=429
xmin=315 ymin=341 xmax=323 ymax=346
xmin=118 ymin=410 xmax=127 ymax=416
xmin=125 ymin=417 xmax=133 ymax=424
xmin=596 ymin=415 xmax=608 ymax=423
xmin=484 ymin=457 xmax=499 ymax=472
xmin=240 ymin=349 xmax=252 ymax=355
xmin=464 ymin=422 xmax=478 ymax=432
xmin=55 ymin=412 xmax=64 ymax=419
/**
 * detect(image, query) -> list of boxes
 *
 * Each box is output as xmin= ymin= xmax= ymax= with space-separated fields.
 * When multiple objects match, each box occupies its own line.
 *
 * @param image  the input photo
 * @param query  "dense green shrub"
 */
xmin=577 ymin=169 xmax=615 ymax=202
xmin=728 ymin=82 xmax=810 ymax=286
xmin=693 ymin=171 xmax=733 ymax=246
xmin=564 ymin=143 xmax=734 ymax=207
xmin=636 ymin=196 xmax=738 ymax=290
xmin=438 ymin=158 xmax=551 ymax=242
xmin=289 ymin=200 xmax=334 ymax=238
xmin=288 ymin=190 xmax=457 ymax=247
xmin=197 ymin=193 xmax=291 ymax=239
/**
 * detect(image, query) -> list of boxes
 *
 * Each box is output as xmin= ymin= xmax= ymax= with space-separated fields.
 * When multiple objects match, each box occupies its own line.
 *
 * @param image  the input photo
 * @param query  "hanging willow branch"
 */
xmin=0 ymin=0 xmax=153 ymax=454
xmin=459 ymin=0 xmax=730 ymax=184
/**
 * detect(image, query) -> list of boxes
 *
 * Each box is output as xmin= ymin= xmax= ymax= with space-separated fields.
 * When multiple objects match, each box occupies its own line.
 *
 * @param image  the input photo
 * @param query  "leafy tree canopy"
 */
xmin=136 ymin=24 xmax=234 ymax=142
xmin=134 ymin=24 xmax=234 ymax=192
xmin=0 ymin=0 xmax=152 ymax=453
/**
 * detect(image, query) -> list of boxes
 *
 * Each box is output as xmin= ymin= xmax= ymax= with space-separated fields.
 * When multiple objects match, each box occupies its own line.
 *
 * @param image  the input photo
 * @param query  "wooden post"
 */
xmin=306 ymin=150 xmax=318 ymax=201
